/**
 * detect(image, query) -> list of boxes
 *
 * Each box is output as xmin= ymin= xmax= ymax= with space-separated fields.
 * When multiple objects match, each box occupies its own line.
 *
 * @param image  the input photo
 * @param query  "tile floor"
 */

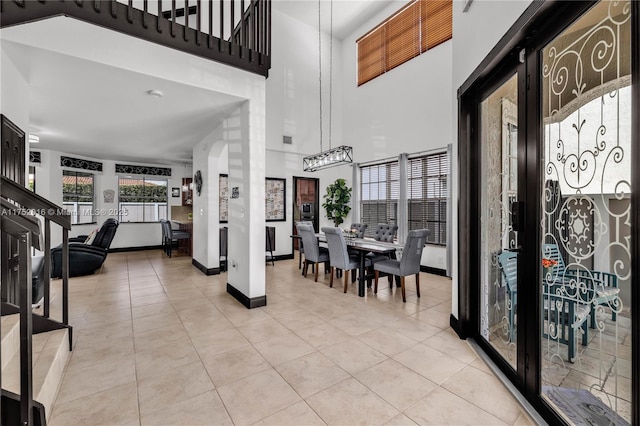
xmin=45 ymin=251 xmax=535 ymax=426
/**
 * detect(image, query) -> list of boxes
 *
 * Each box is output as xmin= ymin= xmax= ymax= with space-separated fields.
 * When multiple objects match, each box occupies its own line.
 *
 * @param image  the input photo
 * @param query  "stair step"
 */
xmin=1 ymin=314 xmax=20 ymax=371
xmin=1 ymin=327 xmax=70 ymax=422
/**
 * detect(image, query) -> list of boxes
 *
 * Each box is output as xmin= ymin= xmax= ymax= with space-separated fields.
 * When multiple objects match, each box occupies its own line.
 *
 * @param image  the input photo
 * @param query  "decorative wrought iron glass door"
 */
xmin=459 ymin=0 xmax=638 ymax=423
xmin=539 ymin=1 xmax=632 ymax=423
xmin=479 ymin=74 xmax=520 ymax=369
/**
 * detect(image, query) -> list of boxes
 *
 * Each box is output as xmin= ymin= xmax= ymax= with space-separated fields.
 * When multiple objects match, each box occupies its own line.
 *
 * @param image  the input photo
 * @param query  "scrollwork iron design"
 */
xmin=60 ymin=155 xmax=103 ymax=172
xmin=541 ymin=1 xmax=630 ymax=421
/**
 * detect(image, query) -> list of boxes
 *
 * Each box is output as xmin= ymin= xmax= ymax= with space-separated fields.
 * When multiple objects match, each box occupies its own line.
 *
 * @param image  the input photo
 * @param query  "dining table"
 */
xmin=291 ymin=233 xmax=401 ymax=297
xmin=344 ymin=238 xmax=401 ymax=297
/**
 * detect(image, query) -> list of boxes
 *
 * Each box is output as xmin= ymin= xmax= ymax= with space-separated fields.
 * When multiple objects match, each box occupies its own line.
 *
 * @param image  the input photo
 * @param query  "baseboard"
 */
xmin=420 ymin=265 xmax=447 ymax=276
xmin=192 ymin=258 xmax=220 ymax=276
xmin=450 ymin=314 xmax=463 ymax=338
xmin=226 ymin=283 xmax=267 ymax=309
xmin=109 ymin=245 xmax=163 ymax=253
xmin=271 ymin=254 xmax=294 ymax=262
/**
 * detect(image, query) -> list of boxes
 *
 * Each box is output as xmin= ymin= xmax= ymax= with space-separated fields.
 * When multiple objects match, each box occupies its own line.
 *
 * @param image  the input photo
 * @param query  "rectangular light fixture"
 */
xmin=303 ymin=145 xmax=353 ymax=172
xmin=29 ymin=134 xmax=40 ymax=143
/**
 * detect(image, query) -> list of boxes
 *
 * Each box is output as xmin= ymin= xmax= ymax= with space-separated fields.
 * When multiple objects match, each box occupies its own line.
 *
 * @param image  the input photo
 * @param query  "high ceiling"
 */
xmin=273 ymin=0 xmax=397 ymax=40
xmin=0 ymin=1 xmax=397 ymax=165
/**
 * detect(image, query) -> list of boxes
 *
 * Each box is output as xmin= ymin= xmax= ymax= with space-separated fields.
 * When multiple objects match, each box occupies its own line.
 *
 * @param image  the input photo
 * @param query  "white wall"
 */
xmin=450 ymin=0 xmax=533 ymax=318
xmin=32 ymin=149 xmax=188 ymax=248
xmin=1 ymin=43 xmax=31 ymax=180
xmin=341 ymin=13 xmax=453 ymax=163
xmin=266 ymin=9 xmax=344 ymax=157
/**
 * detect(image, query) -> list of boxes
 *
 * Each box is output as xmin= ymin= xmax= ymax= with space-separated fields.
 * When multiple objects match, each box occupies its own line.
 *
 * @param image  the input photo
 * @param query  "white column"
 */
xmin=397 ymin=153 xmax=408 ymax=243
xmin=351 ymin=163 xmax=360 ymax=224
xmin=226 ymin=100 xmax=266 ymax=307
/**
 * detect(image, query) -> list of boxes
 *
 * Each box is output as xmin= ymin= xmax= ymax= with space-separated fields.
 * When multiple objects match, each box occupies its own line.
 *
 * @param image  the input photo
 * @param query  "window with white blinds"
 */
xmin=360 ymin=161 xmax=399 ymax=237
xmin=408 ymin=152 xmax=449 ymax=245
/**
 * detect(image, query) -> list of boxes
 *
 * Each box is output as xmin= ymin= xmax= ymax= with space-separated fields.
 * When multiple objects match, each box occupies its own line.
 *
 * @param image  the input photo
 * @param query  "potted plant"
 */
xmin=322 ymin=178 xmax=352 ymax=227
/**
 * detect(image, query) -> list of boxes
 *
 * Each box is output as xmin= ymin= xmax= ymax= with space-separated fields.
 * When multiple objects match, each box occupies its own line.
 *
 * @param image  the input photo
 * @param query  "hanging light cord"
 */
xmin=318 ymin=0 xmax=323 ymax=154
xmin=329 ymin=0 xmax=333 ymax=150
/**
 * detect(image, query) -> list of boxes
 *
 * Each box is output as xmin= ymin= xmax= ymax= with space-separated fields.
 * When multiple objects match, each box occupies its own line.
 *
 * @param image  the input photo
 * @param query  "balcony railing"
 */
xmin=0 ymin=0 xmax=271 ymax=77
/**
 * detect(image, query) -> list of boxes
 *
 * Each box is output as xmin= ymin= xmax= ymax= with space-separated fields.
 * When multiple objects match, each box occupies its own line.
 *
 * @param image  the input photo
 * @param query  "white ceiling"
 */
xmin=2 ymin=40 xmax=243 ymax=165
xmin=0 ymin=1 xmax=396 ymax=165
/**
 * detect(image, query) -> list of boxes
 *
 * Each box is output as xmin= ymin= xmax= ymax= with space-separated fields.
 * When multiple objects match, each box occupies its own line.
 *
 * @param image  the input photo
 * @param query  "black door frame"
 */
xmin=292 ymin=176 xmax=320 ymax=249
xmin=457 ymin=1 xmax=640 ymax=424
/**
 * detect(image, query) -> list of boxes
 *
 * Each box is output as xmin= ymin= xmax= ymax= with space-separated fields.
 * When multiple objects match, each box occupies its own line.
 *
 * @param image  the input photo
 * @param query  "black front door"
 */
xmin=459 ymin=1 xmax=639 ymax=424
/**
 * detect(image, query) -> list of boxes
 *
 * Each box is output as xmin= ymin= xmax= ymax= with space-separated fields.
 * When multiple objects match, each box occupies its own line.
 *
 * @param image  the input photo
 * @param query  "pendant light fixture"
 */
xmin=303 ymin=0 xmax=352 ymax=172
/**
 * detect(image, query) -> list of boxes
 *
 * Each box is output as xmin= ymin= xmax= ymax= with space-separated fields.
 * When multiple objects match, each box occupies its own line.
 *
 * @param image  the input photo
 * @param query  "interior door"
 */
xmin=292 ymin=177 xmax=319 ymax=251
xmin=478 ymin=72 xmax=522 ymax=372
xmin=1 ymin=114 xmax=26 ymax=185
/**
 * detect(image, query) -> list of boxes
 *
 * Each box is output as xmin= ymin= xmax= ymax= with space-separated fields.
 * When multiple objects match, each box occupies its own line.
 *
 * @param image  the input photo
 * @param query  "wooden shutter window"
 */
xmin=385 ymin=2 xmax=420 ymax=72
xmin=358 ymin=29 xmax=385 ymax=86
xmin=357 ymin=0 xmax=452 ymax=86
xmin=421 ymin=0 xmax=452 ymax=52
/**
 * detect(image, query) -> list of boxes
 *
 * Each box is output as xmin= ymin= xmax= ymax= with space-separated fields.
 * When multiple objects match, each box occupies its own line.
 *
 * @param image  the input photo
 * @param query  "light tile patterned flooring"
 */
xmin=45 ymin=251 xmax=535 ymax=425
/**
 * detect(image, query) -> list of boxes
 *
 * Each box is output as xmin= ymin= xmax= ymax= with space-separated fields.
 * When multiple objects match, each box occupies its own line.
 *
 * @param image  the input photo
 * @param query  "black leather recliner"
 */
xmin=51 ymin=218 xmax=119 ymax=278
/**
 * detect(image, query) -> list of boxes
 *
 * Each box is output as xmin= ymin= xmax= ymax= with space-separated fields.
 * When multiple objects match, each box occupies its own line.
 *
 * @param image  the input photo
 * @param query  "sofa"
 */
xmin=51 ymin=218 xmax=119 ymax=278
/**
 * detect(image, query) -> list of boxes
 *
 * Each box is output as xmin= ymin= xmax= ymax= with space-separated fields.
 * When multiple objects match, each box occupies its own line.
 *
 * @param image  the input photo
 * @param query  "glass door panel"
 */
xmin=540 ymin=1 xmax=632 ymax=423
xmin=480 ymin=74 xmax=519 ymax=369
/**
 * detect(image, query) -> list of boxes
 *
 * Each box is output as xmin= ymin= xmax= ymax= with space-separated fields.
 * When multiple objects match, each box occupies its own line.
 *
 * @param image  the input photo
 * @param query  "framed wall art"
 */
xmin=265 ymin=177 xmax=286 ymax=221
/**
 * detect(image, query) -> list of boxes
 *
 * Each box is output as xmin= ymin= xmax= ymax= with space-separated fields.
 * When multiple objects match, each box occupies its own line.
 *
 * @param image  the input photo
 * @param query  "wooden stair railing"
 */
xmin=0 ymin=0 xmax=271 ymax=77
xmin=1 ymin=176 xmax=72 ymax=426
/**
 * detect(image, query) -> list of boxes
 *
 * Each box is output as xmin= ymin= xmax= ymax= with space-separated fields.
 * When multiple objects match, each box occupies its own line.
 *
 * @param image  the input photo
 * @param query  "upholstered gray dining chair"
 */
xmin=322 ymin=227 xmax=372 ymax=293
xmin=373 ymin=229 xmax=429 ymax=302
xmin=369 ymin=223 xmax=400 ymax=285
xmin=297 ymin=223 xmax=329 ymax=282
xmin=347 ymin=223 xmax=368 ymax=272
xmin=374 ymin=223 xmax=398 ymax=242
xmin=295 ymin=221 xmax=313 ymax=270
xmin=349 ymin=223 xmax=368 ymax=238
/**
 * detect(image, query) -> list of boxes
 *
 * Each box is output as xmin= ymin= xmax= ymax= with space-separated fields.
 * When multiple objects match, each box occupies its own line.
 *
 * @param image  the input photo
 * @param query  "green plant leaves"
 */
xmin=322 ymin=178 xmax=352 ymax=227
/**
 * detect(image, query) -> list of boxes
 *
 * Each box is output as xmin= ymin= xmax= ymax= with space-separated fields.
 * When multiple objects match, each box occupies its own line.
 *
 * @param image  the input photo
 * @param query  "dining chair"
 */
xmin=349 ymin=223 xmax=368 ymax=238
xmin=373 ymin=229 xmax=429 ymax=302
xmin=297 ymin=223 xmax=329 ymax=282
xmin=220 ymin=226 xmax=228 ymax=272
xmin=346 ymin=223 xmax=368 ymax=279
xmin=266 ymin=226 xmax=276 ymax=266
xmin=161 ymin=219 xmax=190 ymax=258
xmin=543 ymin=243 xmax=619 ymax=327
xmin=369 ymin=223 xmax=400 ymax=284
xmin=497 ymin=250 xmax=518 ymax=342
xmin=322 ymin=227 xmax=372 ymax=293
xmin=374 ymin=223 xmax=398 ymax=242
xmin=295 ymin=221 xmax=313 ymax=270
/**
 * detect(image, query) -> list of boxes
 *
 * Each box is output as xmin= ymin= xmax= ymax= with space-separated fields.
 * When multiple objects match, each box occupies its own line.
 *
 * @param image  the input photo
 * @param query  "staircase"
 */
xmin=2 ymin=316 xmax=70 ymax=425
xmin=1 ymin=176 xmax=72 ymax=425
